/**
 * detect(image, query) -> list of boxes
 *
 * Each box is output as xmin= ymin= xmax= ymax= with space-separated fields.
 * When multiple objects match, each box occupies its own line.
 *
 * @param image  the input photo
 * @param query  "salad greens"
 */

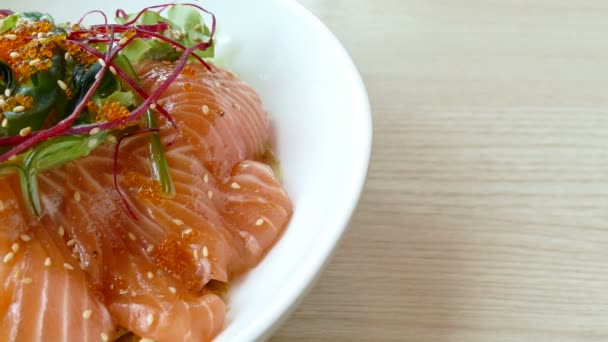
xmin=0 ymin=4 xmax=216 ymax=215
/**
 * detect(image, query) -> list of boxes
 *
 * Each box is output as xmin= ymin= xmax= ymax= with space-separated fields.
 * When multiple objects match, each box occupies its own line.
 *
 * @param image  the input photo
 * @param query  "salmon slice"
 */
xmin=0 ymin=181 xmax=117 ymax=342
xmin=35 ymin=61 xmax=292 ymax=340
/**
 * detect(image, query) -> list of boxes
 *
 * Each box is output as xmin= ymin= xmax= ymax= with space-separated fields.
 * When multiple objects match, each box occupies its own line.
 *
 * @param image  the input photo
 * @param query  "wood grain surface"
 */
xmin=271 ymin=1 xmax=608 ymax=341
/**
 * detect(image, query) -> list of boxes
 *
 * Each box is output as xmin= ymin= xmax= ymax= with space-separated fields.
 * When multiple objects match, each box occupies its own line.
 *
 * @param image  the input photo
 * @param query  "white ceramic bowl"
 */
xmin=3 ymin=0 xmax=372 ymax=340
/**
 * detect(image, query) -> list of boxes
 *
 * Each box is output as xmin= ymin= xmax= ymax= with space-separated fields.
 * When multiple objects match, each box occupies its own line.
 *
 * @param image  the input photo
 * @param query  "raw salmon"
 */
xmin=34 ymin=61 xmax=292 ymax=340
xmin=0 ymin=181 xmax=117 ymax=341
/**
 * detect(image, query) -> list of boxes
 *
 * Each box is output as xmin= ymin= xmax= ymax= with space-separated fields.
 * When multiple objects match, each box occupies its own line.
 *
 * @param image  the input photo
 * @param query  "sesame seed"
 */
xmin=147 ymin=272 xmax=154 ymax=279
xmin=146 ymin=245 xmax=154 ymax=253
xmin=109 ymin=66 xmax=117 ymax=75
xmin=202 ymin=105 xmax=210 ymax=115
xmin=14 ymin=106 xmax=26 ymax=113
xmin=173 ymin=219 xmax=184 ymax=226
xmin=11 ymin=243 xmax=19 ymax=253
xmin=203 ymin=174 xmax=209 ymax=184
xmin=256 ymin=218 xmax=265 ymax=226
xmin=19 ymin=234 xmax=31 ymax=242
xmin=4 ymin=89 xmax=10 ymax=97
xmin=214 ymin=81 xmax=220 ymax=88
xmin=82 ymin=309 xmax=92 ymax=319
xmin=202 ymin=246 xmax=209 ymax=257
xmin=107 ymin=135 xmax=117 ymax=144
xmin=21 ymin=277 xmax=32 ymax=284
xmin=89 ymin=127 xmax=100 ymax=135
xmin=231 ymin=182 xmax=241 ymax=189
xmin=168 ymin=287 xmax=177 ymax=294
xmin=64 ymin=52 xmax=71 ymax=60
xmin=193 ymin=249 xmax=200 ymax=260
xmin=37 ymin=32 xmax=45 ymax=39
xmin=98 ymin=58 xmax=106 ymax=67
xmin=1 ymin=118 xmax=7 ymax=127
xmin=57 ymin=80 xmax=68 ymax=91
xmin=66 ymin=239 xmax=76 ymax=247
xmin=183 ymin=228 xmax=194 ymax=236
xmin=100 ymin=333 xmax=109 ymax=341
xmin=233 ymin=103 xmax=241 ymax=111
xmin=0 ymin=99 xmax=5 ymax=106
xmin=63 ymin=263 xmax=74 ymax=271
xmin=58 ymin=226 xmax=65 ymax=236
xmin=3 ymin=252 xmax=14 ymax=263
xmin=149 ymin=103 xmax=157 ymax=110
xmin=19 ymin=126 xmax=31 ymax=137
xmin=44 ymin=257 xmax=51 ymax=267
xmin=207 ymin=190 xmax=213 ymax=199
xmin=4 ymin=34 xmax=17 ymax=40
xmin=9 ymin=52 xmax=20 ymax=59
xmin=8 ymin=155 xmax=16 ymax=161
xmin=87 ymin=139 xmax=98 ymax=148
xmin=74 ymin=191 xmax=81 ymax=202
xmin=146 ymin=313 xmax=154 ymax=326
xmin=29 ymin=59 xmax=41 ymax=67
xmin=224 ymin=87 xmax=231 ymax=93
xmin=128 ymin=233 xmax=136 ymax=241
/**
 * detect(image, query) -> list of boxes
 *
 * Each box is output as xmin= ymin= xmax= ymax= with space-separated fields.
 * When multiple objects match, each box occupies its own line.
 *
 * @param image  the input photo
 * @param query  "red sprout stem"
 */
xmin=113 ymin=128 xmax=159 ymax=220
xmin=78 ymin=10 xmax=108 ymax=26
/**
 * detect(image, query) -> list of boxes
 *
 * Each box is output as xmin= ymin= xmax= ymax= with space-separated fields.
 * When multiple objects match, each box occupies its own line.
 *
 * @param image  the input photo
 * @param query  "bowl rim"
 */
xmin=221 ymin=0 xmax=374 ymax=340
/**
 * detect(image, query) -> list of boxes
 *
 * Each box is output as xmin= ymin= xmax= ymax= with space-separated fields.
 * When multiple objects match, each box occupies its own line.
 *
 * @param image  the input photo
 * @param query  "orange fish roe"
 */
xmin=92 ymin=101 xmax=131 ymax=122
xmin=181 ymin=65 xmax=196 ymax=77
xmin=182 ymin=82 xmax=193 ymax=91
xmin=150 ymin=238 xmax=193 ymax=277
xmin=0 ymin=19 xmax=64 ymax=81
xmin=0 ymin=94 xmax=34 ymax=113
xmin=64 ymin=41 xmax=99 ymax=65
xmin=120 ymin=172 xmax=164 ymax=205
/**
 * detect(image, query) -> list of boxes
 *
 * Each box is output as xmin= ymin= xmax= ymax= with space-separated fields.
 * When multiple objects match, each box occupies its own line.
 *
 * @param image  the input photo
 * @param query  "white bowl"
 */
xmin=3 ymin=0 xmax=372 ymax=340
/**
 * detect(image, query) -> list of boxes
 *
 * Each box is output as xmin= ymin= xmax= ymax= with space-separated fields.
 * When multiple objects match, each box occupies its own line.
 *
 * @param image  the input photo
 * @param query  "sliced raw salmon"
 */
xmin=0 ymin=181 xmax=117 ymax=342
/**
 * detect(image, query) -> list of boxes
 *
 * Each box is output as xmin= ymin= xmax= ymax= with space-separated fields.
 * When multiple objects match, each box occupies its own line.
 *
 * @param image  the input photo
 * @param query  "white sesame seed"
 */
xmin=256 ymin=218 xmax=265 ymax=226
xmin=149 ymin=103 xmax=157 ymax=110
xmin=44 ymin=257 xmax=51 ymax=267
xmin=66 ymin=239 xmax=76 ymax=247
xmin=11 ymin=243 xmax=19 ymax=253
xmin=214 ymin=81 xmax=220 ymax=88
xmin=29 ymin=59 xmax=41 ymax=67
xmin=193 ymin=249 xmax=200 ymax=260
xmin=100 ymin=333 xmax=109 ymax=341
xmin=64 ymin=52 xmax=71 ymax=61
xmin=0 ymin=99 xmax=5 ymax=107
xmin=231 ymin=182 xmax=241 ymax=189
xmin=58 ymin=226 xmax=65 ymax=236
xmin=168 ymin=287 xmax=177 ymax=294
xmin=14 ymin=106 xmax=26 ymax=113
xmin=202 ymin=105 xmax=209 ymax=115
xmin=1 ymin=118 xmax=8 ymax=128
xmin=128 ymin=233 xmax=136 ymax=241
xmin=173 ymin=219 xmax=184 ymax=226
xmin=63 ymin=263 xmax=74 ymax=271
xmin=107 ymin=135 xmax=117 ymax=144
xmin=21 ymin=277 xmax=32 ymax=284
xmin=182 ymin=228 xmax=194 ymax=236
xmin=37 ymin=32 xmax=45 ymax=39
xmin=140 ymin=339 xmax=155 ymax=342
xmin=57 ymin=80 xmax=68 ymax=91
xmin=98 ymin=58 xmax=106 ymax=67
xmin=4 ymin=89 xmax=10 ymax=97
xmin=74 ymin=191 xmax=81 ymax=202
xmin=82 ymin=309 xmax=92 ymax=319
xmin=19 ymin=234 xmax=31 ymax=242
xmin=207 ymin=190 xmax=213 ymax=199
xmin=147 ymin=272 xmax=154 ymax=279
xmin=203 ymin=174 xmax=209 ymax=184
xmin=146 ymin=313 xmax=154 ymax=326
xmin=9 ymin=52 xmax=20 ymax=59
xmin=4 ymin=34 xmax=17 ymax=40
xmin=87 ymin=139 xmax=98 ymax=148
xmin=146 ymin=245 xmax=154 ymax=253
xmin=3 ymin=252 xmax=14 ymax=263
xmin=19 ymin=126 xmax=31 ymax=137
xmin=89 ymin=127 xmax=100 ymax=135
xmin=224 ymin=87 xmax=231 ymax=93
xmin=202 ymin=246 xmax=209 ymax=257
xmin=233 ymin=103 xmax=241 ymax=111
xmin=109 ymin=66 xmax=117 ymax=75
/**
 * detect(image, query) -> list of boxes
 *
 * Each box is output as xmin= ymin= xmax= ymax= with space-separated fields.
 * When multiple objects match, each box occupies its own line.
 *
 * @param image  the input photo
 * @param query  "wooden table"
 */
xmin=272 ymin=1 xmax=608 ymax=341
